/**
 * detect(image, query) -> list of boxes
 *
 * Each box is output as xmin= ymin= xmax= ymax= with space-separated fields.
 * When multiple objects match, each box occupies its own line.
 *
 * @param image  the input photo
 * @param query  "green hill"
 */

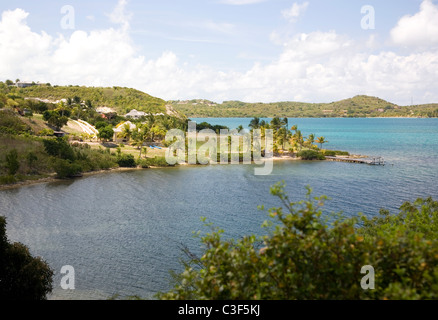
xmin=170 ymin=95 xmax=438 ymax=118
xmin=19 ymin=85 xmax=168 ymax=115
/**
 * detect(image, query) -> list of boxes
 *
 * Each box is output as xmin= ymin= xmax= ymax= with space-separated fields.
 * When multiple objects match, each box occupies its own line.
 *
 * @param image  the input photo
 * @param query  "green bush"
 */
xmin=38 ymin=128 xmax=54 ymax=136
xmin=144 ymin=156 xmax=173 ymax=167
xmin=158 ymin=182 xmax=438 ymax=300
xmin=5 ymin=149 xmax=20 ymax=175
xmin=322 ymin=150 xmax=336 ymax=156
xmin=0 ymin=110 xmax=32 ymax=134
xmin=117 ymin=153 xmax=137 ymax=168
xmin=297 ymin=149 xmax=325 ymax=160
xmin=52 ymin=159 xmax=82 ymax=178
xmin=43 ymin=138 xmax=76 ymax=161
xmin=0 ymin=175 xmax=16 ymax=185
xmin=322 ymin=150 xmax=350 ymax=156
xmin=0 ymin=216 xmax=54 ymax=300
xmin=137 ymin=159 xmax=150 ymax=168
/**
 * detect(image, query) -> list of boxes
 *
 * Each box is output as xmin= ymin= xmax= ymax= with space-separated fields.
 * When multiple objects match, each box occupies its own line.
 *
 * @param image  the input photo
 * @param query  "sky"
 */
xmin=0 ymin=0 xmax=437 ymax=105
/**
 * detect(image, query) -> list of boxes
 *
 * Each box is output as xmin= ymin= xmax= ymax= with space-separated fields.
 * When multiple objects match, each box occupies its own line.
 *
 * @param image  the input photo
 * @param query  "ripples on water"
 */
xmin=0 ymin=118 xmax=437 ymax=299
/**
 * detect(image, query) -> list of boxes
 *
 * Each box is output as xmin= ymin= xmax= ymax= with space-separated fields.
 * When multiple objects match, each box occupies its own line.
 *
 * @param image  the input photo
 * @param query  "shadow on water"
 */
xmin=45 ymin=178 xmax=78 ymax=189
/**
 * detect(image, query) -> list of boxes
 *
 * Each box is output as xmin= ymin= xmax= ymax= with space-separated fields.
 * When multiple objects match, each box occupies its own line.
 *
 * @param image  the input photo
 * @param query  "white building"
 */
xmin=125 ymin=109 xmax=147 ymax=119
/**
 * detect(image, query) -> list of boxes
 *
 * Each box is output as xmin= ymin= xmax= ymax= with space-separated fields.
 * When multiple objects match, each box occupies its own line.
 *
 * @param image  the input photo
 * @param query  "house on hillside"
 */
xmin=15 ymin=81 xmax=44 ymax=88
xmin=97 ymin=106 xmax=118 ymax=120
xmin=125 ymin=109 xmax=147 ymax=119
xmin=96 ymin=106 xmax=116 ymax=114
xmin=113 ymin=121 xmax=137 ymax=143
xmin=16 ymin=81 xmax=35 ymax=88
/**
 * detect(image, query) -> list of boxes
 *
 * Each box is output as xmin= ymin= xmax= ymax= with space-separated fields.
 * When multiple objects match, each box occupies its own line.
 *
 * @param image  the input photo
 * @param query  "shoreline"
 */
xmin=0 ymin=167 xmax=146 ymax=191
xmin=0 ymin=154 xmax=366 ymax=191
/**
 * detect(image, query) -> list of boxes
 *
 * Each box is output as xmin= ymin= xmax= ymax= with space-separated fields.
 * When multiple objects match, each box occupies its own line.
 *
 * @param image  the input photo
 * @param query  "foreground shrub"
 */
xmin=0 ymin=216 xmax=54 ymax=300
xmin=158 ymin=182 xmax=438 ymax=300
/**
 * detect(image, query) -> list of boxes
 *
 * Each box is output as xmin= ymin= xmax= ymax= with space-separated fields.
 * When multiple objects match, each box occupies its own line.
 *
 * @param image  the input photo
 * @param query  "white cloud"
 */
xmin=220 ymin=0 xmax=266 ymax=5
xmin=390 ymin=0 xmax=438 ymax=47
xmin=282 ymin=2 xmax=309 ymax=22
xmin=107 ymin=0 xmax=132 ymax=31
xmin=0 ymin=9 xmax=53 ymax=77
xmin=1 ymin=3 xmax=438 ymax=106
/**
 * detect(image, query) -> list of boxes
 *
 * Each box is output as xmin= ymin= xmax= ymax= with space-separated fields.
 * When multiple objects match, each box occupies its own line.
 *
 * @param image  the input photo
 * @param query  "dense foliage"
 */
xmin=195 ymin=122 xmax=230 ymax=134
xmin=15 ymin=84 xmax=167 ymax=115
xmin=158 ymin=182 xmax=438 ymax=300
xmin=171 ymin=96 xmax=438 ymax=118
xmin=297 ymin=150 xmax=325 ymax=160
xmin=0 ymin=217 xmax=54 ymax=300
xmin=0 ymin=110 xmax=32 ymax=135
xmin=0 ymin=81 xmax=190 ymax=185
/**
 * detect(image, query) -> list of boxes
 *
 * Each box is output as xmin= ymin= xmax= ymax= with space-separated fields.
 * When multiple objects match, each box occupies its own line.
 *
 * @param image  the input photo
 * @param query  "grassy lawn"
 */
xmin=85 ymin=142 xmax=166 ymax=159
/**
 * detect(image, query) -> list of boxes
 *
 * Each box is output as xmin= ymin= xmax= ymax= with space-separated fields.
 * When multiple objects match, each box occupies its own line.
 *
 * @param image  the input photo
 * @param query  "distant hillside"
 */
xmin=170 ymin=95 xmax=438 ymax=118
xmin=19 ymin=85 xmax=169 ymax=116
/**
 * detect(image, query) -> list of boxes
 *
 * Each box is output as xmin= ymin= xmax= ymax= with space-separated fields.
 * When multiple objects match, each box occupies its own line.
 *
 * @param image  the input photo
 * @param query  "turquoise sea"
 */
xmin=0 ymin=118 xmax=437 ymax=299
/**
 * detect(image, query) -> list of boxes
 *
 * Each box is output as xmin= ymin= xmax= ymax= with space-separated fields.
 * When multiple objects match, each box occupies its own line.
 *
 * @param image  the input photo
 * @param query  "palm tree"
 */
xmin=249 ymin=117 xmax=261 ymax=130
xmin=121 ymin=123 xmax=133 ymax=143
xmin=66 ymin=98 xmax=73 ymax=108
xmin=291 ymin=125 xmax=298 ymax=133
xmin=281 ymin=117 xmax=288 ymax=129
xmin=306 ymin=133 xmax=315 ymax=148
xmin=58 ymin=101 xmax=67 ymax=117
xmin=73 ymin=96 xmax=81 ymax=106
xmin=85 ymin=100 xmax=93 ymax=110
xmin=146 ymin=114 xmax=156 ymax=128
xmin=293 ymin=130 xmax=304 ymax=151
xmin=270 ymin=117 xmax=282 ymax=130
xmin=277 ymin=127 xmax=291 ymax=151
xmin=132 ymin=124 xmax=150 ymax=158
xmin=316 ymin=136 xmax=328 ymax=150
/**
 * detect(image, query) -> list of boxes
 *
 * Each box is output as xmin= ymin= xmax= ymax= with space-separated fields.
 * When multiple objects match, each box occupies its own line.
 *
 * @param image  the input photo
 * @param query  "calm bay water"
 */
xmin=0 ymin=118 xmax=437 ymax=299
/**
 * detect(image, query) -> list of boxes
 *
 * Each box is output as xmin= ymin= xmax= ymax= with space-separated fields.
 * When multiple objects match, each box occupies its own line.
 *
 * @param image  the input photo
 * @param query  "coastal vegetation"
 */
xmin=158 ymin=182 xmax=438 ymax=300
xmin=0 ymin=80 xmax=189 ymax=186
xmin=170 ymin=96 xmax=438 ymax=118
xmin=243 ymin=116 xmax=340 ymax=159
xmin=0 ymin=106 xmax=347 ymax=187
xmin=1 ymin=80 xmax=438 ymax=301
xmin=0 ymin=216 xmax=53 ymax=300
xmin=2 ymin=82 xmax=169 ymax=116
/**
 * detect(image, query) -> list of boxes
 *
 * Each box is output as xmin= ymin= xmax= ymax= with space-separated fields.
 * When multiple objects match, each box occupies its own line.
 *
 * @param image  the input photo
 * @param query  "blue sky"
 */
xmin=1 ymin=0 xmax=437 ymax=104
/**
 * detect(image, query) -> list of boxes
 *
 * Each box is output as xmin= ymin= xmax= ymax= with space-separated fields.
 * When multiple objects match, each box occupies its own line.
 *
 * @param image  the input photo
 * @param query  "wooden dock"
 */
xmin=325 ymin=156 xmax=385 ymax=166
